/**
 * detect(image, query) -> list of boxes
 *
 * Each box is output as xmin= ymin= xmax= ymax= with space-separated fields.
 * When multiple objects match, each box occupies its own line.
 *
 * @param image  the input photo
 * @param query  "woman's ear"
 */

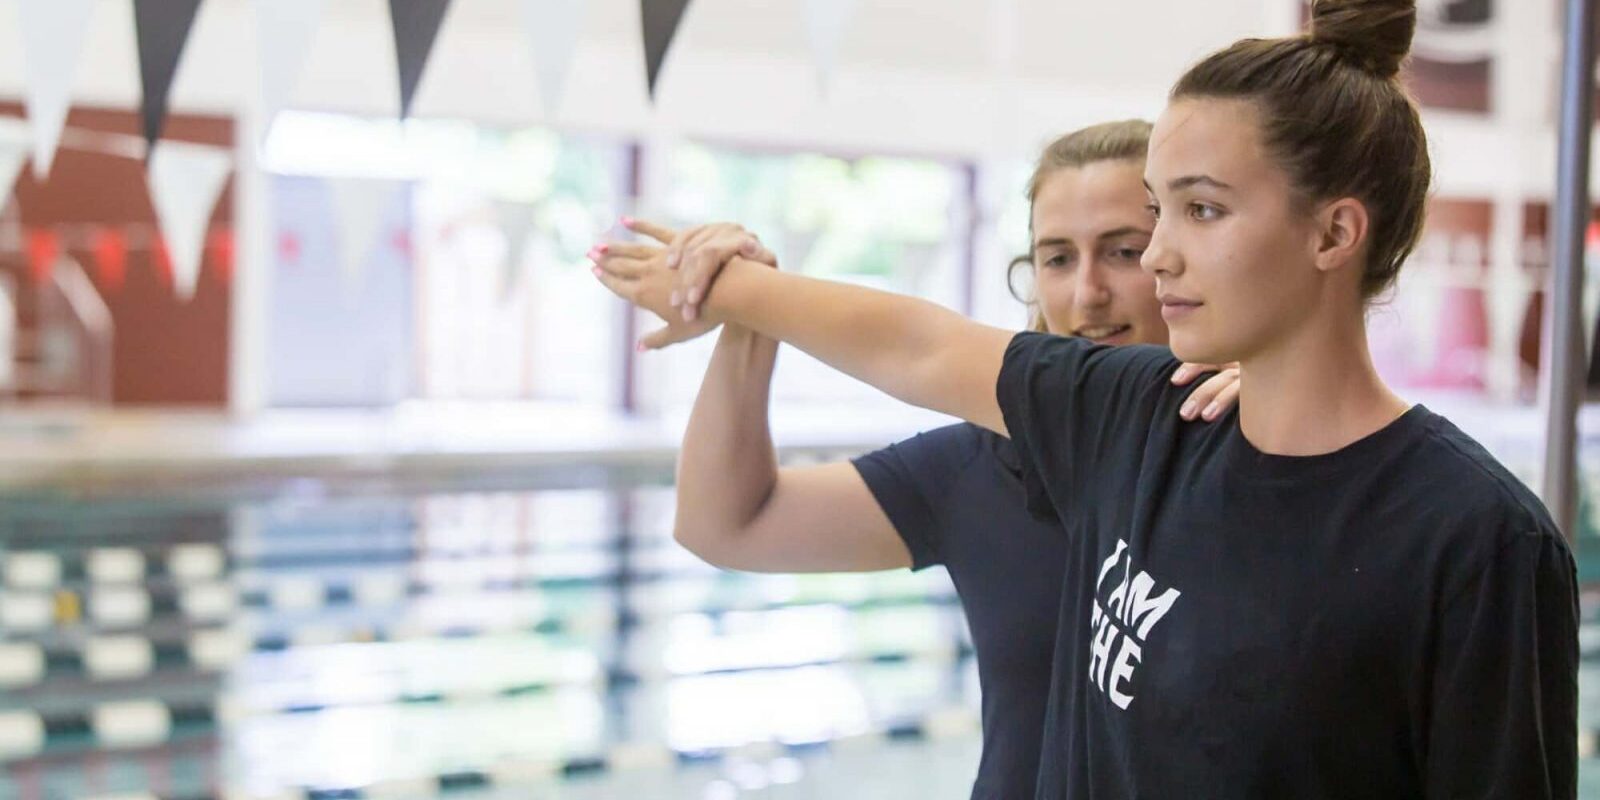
xmin=1314 ymin=197 xmax=1370 ymax=275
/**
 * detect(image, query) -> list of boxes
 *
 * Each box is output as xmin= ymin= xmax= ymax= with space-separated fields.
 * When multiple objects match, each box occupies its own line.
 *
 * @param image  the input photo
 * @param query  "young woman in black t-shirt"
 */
xmin=594 ymin=122 xmax=1240 ymax=799
xmin=593 ymin=0 xmax=1580 ymax=796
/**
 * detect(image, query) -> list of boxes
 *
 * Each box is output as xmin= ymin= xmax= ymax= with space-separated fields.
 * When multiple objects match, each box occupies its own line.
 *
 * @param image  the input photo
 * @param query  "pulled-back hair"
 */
xmin=1171 ymin=0 xmax=1431 ymax=299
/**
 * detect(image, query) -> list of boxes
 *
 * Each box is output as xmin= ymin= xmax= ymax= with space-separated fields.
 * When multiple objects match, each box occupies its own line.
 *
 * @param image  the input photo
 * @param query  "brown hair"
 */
xmin=1170 ymin=0 xmax=1430 ymax=300
xmin=1014 ymin=119 xmax=1154 ymax=332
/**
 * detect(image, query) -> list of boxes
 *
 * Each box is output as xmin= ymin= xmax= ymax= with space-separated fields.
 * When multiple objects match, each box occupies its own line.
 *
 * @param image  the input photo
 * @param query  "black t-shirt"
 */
xmin=853 ymin=423 xmax=1065 ymax=800
xmin=997 ymin=332 xmax=1579 ymax=800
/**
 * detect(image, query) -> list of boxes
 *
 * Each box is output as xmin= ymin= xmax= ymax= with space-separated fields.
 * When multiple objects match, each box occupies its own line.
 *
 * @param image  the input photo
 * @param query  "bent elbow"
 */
xmin=672 ymin=522 xmax=740 ymax=569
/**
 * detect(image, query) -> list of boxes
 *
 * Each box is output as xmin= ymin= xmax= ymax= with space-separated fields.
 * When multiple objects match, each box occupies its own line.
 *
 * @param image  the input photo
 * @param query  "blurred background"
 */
xmin=0 ymin=0 xmax=1596 ymax=797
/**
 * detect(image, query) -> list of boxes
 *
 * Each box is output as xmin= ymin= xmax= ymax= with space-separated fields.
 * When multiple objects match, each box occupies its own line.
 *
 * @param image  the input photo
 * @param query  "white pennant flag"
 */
xmin=19 ymin=0 xmax=96 ymax=179
xmin=804 ymin=0 xmax=857 ymax=93
xmin=0 ymin=119 xmax=32 ymax=212
xmin=496 ymin=199 xmax=537 ymax=299
xmin=254 ymin=0 xmax=326 ymax=150
xmin=330 ymin=178 xmax=403 ymax=289
xmin=148 ymin=142 xmax=233 ymax=301
xmin=520 ymin=0 xmax=586 ymax=116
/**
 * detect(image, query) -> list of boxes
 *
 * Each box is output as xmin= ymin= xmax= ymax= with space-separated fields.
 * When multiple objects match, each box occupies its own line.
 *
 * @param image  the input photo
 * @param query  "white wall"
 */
xmin=0 ymin=0 xmax=1579 ymax=412
xmin=0 ymin=0 xmax=1572 ymax=190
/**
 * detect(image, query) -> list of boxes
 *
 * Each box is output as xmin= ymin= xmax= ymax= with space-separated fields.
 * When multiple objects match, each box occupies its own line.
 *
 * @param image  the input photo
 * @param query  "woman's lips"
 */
xmin=1159 ymin=295 xmax=1202 ymax=322
xmin=1074 ymin=323 xmax=1133 ymax=343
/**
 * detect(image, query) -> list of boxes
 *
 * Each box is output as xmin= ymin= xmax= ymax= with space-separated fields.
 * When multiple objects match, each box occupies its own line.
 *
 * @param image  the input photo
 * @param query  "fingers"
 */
xmin=1200 ymin=376 xmax=1241 ymax=421
xmin=1170 ymin=362 xmax=1222 ymax=386
xmin=740 ymin=237 xmax=778 ymax=268
xmin=621 ymin=217 xmax=677 ymax=246
xmin=680 ymin=235 xmax=757 ymax=322
xmin=639 ymin=319 xmax=719 ymax=350
xmin=678 ymin=225 xmax=762 ymax=321
xmin=1179 ymin=368 xmax=1240 ymax=421
xmin=638 ymin=326 xmax=675 ymax=351
xmin=597 ymin=241 xmax=663 ymax=261
xmin=671 ymin=225 xmax=722 ymax=317
xmin=664 ymin=224 xmax=709 ymax=271
xmin=591 ymin=263 xmax=637 ymax=302
xmin=593 ymin=254 xmax=651 ymax=280
xmin=638 ymin=325 xmax=688 ymax=351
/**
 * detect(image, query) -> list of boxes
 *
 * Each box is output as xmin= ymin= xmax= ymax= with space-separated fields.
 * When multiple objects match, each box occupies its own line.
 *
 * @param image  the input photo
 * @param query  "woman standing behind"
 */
xmin=597 ymin=121 xmax=1238 ymax=799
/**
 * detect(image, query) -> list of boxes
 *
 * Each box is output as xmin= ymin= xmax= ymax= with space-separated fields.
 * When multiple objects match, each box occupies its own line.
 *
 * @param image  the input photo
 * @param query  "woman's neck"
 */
xmin=1235 ymin=312 xmax=1410 ymax=457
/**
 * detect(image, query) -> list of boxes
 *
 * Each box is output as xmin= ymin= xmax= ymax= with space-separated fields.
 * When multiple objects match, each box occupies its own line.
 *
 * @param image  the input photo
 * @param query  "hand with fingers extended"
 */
xmin=636 ymin=218 xmax=777 ymax=323
xmin=1170 ymin=361 xmax=1242 ymax=421
xmin=589 ymin=217 xmax=778 ymax=350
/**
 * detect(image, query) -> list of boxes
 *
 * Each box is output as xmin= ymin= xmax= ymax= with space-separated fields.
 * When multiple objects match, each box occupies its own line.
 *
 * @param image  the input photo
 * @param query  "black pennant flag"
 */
xmin=641 ymin=0 xmax=692 ymax=100
xmin=134 ymin=0 xmax=205 ymax=150
xmin=390 ymin=0 xmax=453 ymax=118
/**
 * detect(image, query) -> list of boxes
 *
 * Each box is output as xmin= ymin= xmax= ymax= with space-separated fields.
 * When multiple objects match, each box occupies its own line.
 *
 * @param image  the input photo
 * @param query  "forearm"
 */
xmin=673 ymin=324 xmax=782 ymax=549
xmin=699 ymin=257 xmax=1011 ymax=432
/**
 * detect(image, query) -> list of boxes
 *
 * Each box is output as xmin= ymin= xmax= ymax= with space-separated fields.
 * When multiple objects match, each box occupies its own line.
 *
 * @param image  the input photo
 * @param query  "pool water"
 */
xmin=0 ymin=471 xmax=1596 ymax=799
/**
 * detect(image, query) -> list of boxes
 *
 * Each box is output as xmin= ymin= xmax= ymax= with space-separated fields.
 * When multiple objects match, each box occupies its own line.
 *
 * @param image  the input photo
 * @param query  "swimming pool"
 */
xmin=0 ymin=465 xmax=1596 ymax=799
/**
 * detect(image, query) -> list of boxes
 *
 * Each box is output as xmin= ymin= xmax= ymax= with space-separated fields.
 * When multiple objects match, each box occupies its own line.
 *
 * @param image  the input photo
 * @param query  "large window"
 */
xmin=644 ymin=143 xmax=975 ymax=417
xmin=264 ymin=112 xmax=631 ymax=407
xmin=412 ymin=126 xmax=630 ymax=405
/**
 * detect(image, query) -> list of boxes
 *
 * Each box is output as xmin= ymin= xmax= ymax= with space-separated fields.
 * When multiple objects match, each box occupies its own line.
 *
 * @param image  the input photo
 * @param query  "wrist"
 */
xmin=700 ymin=256 xmax=763 ymax=327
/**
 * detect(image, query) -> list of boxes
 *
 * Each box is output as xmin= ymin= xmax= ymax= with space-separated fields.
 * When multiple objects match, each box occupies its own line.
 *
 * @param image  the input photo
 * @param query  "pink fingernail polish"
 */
xmin=687 ymin=287 xmax=700 ymax=305
xmin=621 ymin=216 xmax=635 ymax=226
xmin=597 ymin=243 xmax=609 ymax=254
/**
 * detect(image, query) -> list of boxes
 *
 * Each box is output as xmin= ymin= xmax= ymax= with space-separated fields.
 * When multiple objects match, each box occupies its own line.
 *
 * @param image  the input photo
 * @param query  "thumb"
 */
xmin=639 ymin=326 xmax=686 ymax=350
xmin=624 ymin=217 xmax=678 ymax=246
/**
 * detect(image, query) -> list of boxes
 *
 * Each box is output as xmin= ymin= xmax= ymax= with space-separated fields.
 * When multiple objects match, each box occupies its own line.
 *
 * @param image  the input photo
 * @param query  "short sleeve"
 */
xmin=851 ymin=424 xmax=983 ymax=570
xmin=995 ymin=332 xmax=1178 ymax=522
xmin=1424 ymin=528 xmax=1579 ymax=799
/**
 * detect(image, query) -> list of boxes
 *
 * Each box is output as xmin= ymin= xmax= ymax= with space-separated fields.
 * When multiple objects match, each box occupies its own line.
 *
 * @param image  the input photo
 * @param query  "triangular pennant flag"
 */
xmin=147 ymin=141 xmax=232 ymax=300
xmin=18 ymin=0 xmax=94 ymax=179
xmin=640 ymin=0 xmax=692 ymax=99
xmin=0 ymin=118 xmax=31 ymax=211
xmin=520 ymin=0 xmax=586 ymax=116
xmin=804 ymin=0 xmax=856 ymax=93
xmin=27 ymin=229 xmax=60 ymax=284
xmin=496 ymin=199 xmax=537 ymax=300
xmin=388 ymin=0 xmax=453 ymax=119
xmin=93 ymin=227 xmax=129 ymax=292
xmin=134 ymin=0 xmax=204 ymax=149
xmin=253 ymin=0 xmax=325 ymax=149
xmin=330 ymin=177 xmax=403 ymax=288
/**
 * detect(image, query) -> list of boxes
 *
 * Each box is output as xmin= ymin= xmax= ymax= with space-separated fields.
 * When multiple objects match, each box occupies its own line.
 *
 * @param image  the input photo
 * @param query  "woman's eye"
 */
xmin=1145 ymin=203 xmax=1161 ymax=219
xmin=1111 ymin=247 xmax=1144 ymax=261
xmin=1187 ymin=203 xmax=1222 ymax=221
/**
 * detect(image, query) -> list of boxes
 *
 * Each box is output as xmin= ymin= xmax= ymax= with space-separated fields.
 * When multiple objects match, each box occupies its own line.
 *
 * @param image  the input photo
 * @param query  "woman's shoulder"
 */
xmin=1409 ymin=410 xmax=1558 ymax=536
xmin=1004 ymin=332 xmax=1184 ymax=402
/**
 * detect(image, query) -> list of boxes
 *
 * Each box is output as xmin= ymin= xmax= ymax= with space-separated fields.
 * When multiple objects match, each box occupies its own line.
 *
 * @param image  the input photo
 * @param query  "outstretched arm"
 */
xmin=595 ymin=226 xmax=1011 ymax=434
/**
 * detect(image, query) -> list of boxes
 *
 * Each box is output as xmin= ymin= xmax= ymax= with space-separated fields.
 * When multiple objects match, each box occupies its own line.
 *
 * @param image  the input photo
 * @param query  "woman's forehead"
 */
xmin=1147 ymin=99 xmax=1265 ymax=187
xmin=1032 ymin=164 xmax=1151 ymax=245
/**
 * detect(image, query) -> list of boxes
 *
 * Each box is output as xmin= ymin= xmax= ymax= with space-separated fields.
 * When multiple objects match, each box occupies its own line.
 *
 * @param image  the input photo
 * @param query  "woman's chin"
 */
xmin=1169 ymin=336 xmax=1225 ymax=366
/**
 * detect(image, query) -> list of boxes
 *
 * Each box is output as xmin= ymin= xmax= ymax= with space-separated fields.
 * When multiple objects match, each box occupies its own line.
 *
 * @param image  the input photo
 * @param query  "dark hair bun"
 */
xmin=1308 ymin=0 xmax=1416 ymax=79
